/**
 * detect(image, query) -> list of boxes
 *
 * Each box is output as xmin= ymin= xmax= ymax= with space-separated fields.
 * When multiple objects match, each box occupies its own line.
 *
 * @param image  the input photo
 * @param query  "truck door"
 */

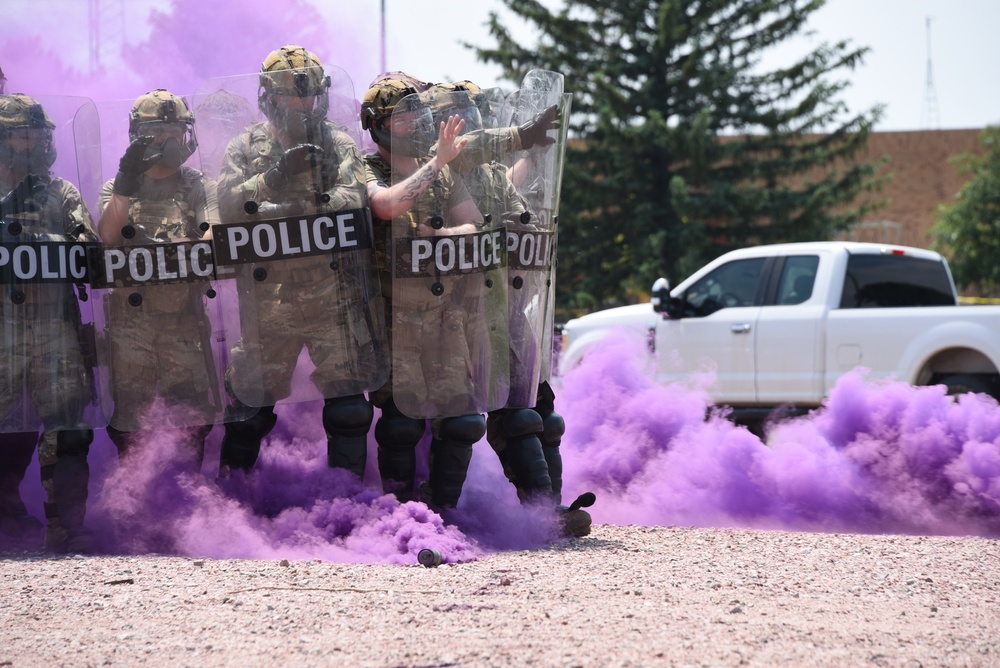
xmin=754 ymin=254 xmax=825 ymax=405
xmin=656 ymin=257 xmax=766 ymax=403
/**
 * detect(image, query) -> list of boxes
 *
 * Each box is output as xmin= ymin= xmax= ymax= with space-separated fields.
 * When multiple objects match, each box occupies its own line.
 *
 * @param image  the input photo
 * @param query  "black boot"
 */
xmin=427 ymin=414 xmax=485 ymax=509
xmin=323 ymin=394 xmax=374 ymax=478
xmin=219 ymin=406 xmax=276 ymax=475
xmin=0 ymin=431 xmax=41 ymax=545
xmin=374 ymin=398 xmax=424 ymax=501
xmin=43 ymin=429 xmax=94 ymax=553
xmin=487 ymin=408 xmax=553 ymax=503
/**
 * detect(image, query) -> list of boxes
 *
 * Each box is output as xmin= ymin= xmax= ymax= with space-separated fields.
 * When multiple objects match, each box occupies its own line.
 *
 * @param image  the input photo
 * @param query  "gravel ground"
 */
xmin=3 ymin=524 xmax=999 ymax=667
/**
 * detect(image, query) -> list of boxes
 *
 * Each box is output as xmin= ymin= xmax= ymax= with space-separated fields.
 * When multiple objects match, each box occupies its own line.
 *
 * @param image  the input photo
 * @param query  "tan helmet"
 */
xmin=423 ymin=82 xmax=482 ymax=133
xmin=0 ymin=93 xmax=57 ymax=172
xmin=129 ymin=89 xmax=194 ymax=137
xmin=361 ymin=76 xmax=436 ymax=156
xmin=128 ymin=89 xmax=198 ymax=167
xmin=194 ymin=89 xmax=255 ymax=127
xmin=258 ymin=45 xmax=330 ymax=136
xmin=360 ymin=75 xmax=422 ymax=137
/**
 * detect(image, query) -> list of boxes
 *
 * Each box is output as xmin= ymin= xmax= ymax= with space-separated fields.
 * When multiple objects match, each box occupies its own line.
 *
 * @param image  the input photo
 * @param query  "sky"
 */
xmin=2 ymin=0 xmax=998 ymax=132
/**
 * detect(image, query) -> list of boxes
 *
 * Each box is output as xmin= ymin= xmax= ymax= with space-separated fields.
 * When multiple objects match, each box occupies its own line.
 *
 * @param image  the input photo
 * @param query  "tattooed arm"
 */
xmin=367 ymin=114 xmax=471 ymax=221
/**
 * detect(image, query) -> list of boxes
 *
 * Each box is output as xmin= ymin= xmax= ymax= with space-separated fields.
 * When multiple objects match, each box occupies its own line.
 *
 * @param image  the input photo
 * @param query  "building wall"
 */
xmin=848 ymin=129 xmax=985 ymax=249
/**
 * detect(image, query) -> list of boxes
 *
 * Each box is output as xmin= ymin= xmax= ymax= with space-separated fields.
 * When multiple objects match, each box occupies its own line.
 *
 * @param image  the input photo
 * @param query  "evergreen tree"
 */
xmin=933 ymin=125 xmax=1000 ymax=295
xmin=473 ymin=0 xmax=884 ymax=316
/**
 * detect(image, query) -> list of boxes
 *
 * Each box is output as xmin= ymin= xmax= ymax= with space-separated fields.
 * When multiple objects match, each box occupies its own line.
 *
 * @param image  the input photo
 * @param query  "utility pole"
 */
xmin=921 ymin=16 xmax=941 ymax=129
xmin=380 ymin=0 xmax=387 ymax=74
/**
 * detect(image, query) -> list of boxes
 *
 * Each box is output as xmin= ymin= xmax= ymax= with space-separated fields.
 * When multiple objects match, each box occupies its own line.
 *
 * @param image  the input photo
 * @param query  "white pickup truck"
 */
xmin=558 ymin=241 xmax=1000 ymax=422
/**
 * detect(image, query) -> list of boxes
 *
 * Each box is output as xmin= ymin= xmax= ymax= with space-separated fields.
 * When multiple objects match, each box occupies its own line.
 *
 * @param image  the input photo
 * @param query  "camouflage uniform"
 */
xmin=218 ymin=121 xmax=374 ymax=404
xmin=366 ymin=153 xmax=481 ymax=412
xmin=97 ymin=166 xmax=217 ymax=459
xmin=215 ymin=45 xmax=381 ymax=478
xmin=364 ymin=140 xmax=488 ymax=507
xmin=0 ymin=173 xmax=98 ymax=551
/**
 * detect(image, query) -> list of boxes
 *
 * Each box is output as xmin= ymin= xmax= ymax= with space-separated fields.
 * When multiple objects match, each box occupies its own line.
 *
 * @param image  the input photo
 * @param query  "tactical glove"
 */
xmin=517 ymin=105 xmax=559 ymax=149
xmin=113 ymin=136 xmax=160 ymax=197
xmin=0 ymin=173 xmax=50 ymax=218
xmin=263 ymin=143 xmax=325 ymax=189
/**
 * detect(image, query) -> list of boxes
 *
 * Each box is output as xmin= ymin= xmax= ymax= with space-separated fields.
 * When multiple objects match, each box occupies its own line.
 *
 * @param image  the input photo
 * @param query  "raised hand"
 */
xmin=113 ymin=136 xmax=161 ymax=197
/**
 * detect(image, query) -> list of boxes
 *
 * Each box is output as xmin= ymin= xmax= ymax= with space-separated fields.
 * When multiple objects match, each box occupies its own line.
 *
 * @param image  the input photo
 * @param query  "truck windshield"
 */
xmin=840 ymin=254 xmax=956 ymax=308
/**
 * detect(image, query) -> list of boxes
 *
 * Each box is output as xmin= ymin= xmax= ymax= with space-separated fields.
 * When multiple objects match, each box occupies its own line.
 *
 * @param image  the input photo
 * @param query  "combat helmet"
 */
xmin=423 ymin=82 xmax=483 ymax=133
xmin=361 ymin=74 xmax=434 ymax=155
xmin=129 ymin=89 xmax=198 ymax=168
xmin=258 ymin=45 xmax=330 ymax=137
xmin=0 ymin=93 xmax=57 ymax=173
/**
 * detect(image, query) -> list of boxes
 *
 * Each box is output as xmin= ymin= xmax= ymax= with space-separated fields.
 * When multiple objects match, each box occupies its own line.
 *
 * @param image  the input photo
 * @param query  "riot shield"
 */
xmin=196 ymin=66 xmax=387 ymax=409
xmin=502 ymin=71 xmax=571 ymax=406
xmin=0 ymin=94 xmax=104 ymax=433
xmin=89 ymin=92 xmax=251 ymax=431
xmin=389 ymin=90 xmax=509 ymax=419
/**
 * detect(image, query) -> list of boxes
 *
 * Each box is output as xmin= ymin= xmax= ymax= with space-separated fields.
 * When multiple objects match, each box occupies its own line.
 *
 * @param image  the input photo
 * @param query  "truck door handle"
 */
xmin=730 ymin=323 xmax=751 ymax=334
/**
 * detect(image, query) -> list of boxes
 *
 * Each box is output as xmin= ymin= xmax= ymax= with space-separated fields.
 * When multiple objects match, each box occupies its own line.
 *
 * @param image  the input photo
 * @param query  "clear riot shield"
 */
xmin=0 ymin=94 xmax=104 ymax=433
xmin=89 ymin=93 xmax=250 ymax=431
xmin=502 ymin=71 xmax=571 ymax=406
xmin=390 ymin=90 xmax=509 ymax=419
xmin=197 ymin=66 xmax=387 ymax=409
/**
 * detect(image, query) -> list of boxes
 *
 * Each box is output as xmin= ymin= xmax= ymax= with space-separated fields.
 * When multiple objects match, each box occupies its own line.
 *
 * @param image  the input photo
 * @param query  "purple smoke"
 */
xmin=7 ymin=2 xmax=1000 ymax=561
xmin=558 ymin=330 xmax=1000 ymax=538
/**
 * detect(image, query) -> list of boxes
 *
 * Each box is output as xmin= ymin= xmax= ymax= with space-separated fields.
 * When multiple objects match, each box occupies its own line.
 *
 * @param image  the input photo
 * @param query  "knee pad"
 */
xmin=541 ymin=410 xmax=565 ymax=447
xmin=438 ymin=414 xmax=486 ymax=445
xmin=224 ymin=406 xmax=277 ymax=440
xmin=55 ymin=429 xmax=93 ymax=458
xmin=500 ymin=408 xmax=544 ymax=439
xmin=374 ymin=399 xmax=424 ymax=452
xmin=323 ymin=394 xmax=374 ymax=437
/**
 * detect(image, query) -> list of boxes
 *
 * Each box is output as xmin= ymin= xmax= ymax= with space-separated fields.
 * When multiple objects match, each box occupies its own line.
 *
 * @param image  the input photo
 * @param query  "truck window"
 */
xmin=840 ymin=254 xmax=956 ymax=308
xmin=683 ymin=257 xmax=766 ymax=317
xmin=776 ymin=255 xmax=819 ymax=305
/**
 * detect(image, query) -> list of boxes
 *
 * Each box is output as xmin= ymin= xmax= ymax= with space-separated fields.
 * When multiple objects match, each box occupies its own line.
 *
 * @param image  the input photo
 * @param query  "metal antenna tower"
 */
xmin=88 ymin=0 xmax=127 ymax=74
xmin=921 ymin=16 xmax=940 ymax=129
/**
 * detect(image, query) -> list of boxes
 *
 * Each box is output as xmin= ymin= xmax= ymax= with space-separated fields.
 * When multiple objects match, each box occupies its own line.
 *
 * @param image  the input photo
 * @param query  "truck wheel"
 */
xmin=938 ymin=374 xmax=999 ymax=400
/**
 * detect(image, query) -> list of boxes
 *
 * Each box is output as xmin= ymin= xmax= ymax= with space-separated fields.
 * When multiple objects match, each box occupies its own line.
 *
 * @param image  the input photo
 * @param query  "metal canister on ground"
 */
xmin=417 ymin=548 xmax=442 ymax=568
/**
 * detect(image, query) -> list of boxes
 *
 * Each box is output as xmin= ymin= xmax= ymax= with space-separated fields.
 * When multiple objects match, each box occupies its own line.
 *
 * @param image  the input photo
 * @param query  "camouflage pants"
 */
xmin=228 ymin=278 xmax=382 ymax=406
xmin=0 ymin=316 xmax=92 ymax=431
xmin=106 ymin=310 xmax=217 ymax=431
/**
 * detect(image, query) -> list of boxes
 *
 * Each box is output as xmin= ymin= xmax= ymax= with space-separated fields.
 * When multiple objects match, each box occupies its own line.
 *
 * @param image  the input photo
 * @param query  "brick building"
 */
xmin=840 ymin=128 xmax=986 ymax=249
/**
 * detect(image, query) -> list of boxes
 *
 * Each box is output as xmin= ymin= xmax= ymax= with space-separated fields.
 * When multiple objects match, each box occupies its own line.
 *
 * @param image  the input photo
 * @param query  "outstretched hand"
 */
xmin=518 ymin=104 xmax=559 ymax=149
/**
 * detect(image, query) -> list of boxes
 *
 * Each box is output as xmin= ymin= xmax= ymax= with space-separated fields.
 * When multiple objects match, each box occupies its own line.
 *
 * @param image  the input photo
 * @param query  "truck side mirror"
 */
xmin=651 ymin=277 xmax=683 ymax=319
xmin=651 ymin=277 xmax=670 ymax=313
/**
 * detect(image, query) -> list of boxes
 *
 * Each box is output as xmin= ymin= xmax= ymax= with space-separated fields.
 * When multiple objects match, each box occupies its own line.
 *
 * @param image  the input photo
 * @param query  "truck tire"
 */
xmin=938 ymin=374 xmax=1000 ymax=400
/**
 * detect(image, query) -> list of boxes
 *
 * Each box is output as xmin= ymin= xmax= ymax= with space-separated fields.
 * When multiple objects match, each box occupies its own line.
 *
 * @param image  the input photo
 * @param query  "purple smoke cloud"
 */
xmin=558 ymin=330 xmax=1000 ymax=538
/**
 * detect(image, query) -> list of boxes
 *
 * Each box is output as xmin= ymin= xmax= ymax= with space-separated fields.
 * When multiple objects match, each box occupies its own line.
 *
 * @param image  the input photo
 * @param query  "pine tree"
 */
xmin=473 ymin=0 xmax=885 ymax=316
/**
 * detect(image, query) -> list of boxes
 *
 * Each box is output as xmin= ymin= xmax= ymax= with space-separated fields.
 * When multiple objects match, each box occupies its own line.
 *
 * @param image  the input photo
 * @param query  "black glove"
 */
xmin=0 ymin=173 xmax=50 ymax=218
xmin=517 ymin=105 xmax=559 ymax=150
xmin=113 ymin=136 xmax=160 ymax=197
xmin=263 ymin=143 xmax=325 ymax=189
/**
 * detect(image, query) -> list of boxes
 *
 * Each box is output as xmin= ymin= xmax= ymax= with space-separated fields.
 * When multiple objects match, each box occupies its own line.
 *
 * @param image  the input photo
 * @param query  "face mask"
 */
xmin=156 ymin=137 xmax=185 ymax=168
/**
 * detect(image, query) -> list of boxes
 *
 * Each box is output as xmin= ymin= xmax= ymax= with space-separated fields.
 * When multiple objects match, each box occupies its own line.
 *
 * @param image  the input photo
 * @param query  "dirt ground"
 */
xmin=2 ymin=524 xmax=999 ymax=667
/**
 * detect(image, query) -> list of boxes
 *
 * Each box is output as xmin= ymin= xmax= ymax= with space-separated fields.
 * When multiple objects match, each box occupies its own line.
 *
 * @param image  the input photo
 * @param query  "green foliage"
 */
xmin=932 ymin=126 xmax=1000 ymax=295
xmin=472 ymin=0 xmax=885 ymax=317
